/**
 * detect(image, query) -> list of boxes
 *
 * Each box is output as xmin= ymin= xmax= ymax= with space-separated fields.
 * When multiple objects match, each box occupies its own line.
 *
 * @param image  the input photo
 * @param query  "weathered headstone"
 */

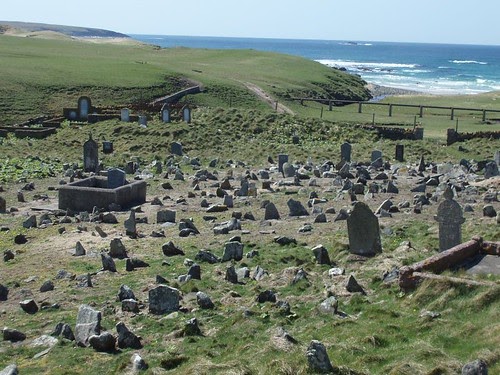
xmin=183 ymin=107 xmax=191 ymax=123
xmin=287 ymin=198 xmax=309 ymax=216
xmin=340 ymin=142 xmax=352 ymax=162
xmin=75 ymin=304 xmax=101 ymax=347
xmin=264 ymin=202 xmax=280 ymax=220
xmin=0 ymin=196 xmax=6 ymax=214
xmin=347 ymin=202 xmax=382 ymax=256
xmin=306 ymin=340 xmax=334 ymax=373
xmin=161 ymin=106 xmax=170 ymax=123
xmin=278 ymin=154 xmax=289 ymax=173
xmin=484 ymin=161 xmax=499 ymax=179
xmin=282 ymin=162 xmax=295 ymax=178
xmin=157 ymin=209 xmax=176 ymax=224
xmin=120 ymin=108 xmax=130 ymax=122
xmin=124 ymin=211 xmax=137 ymax=236
xmin=138 ymin=115 xmax=147 ymax=127
xmin=395 ymin=144 xmax=404 ymax=162
xmin=83 ymin=134 xmax=98 ymax=173
xmin=495 ymin=150 xmax=500 ymax=166
xmin=371 ymin=150 xmax=382 ymax=162
xmin=102 ymin=141 xmax=113 ymax=154
xmin=148 ymin=285 xmax=180 ymax=315
xmin=171 ymin=142 xmax=183 ymax=156
xmin=107 ymin=168 xmax=126 ymax=189
xmin=78 ymin=96 xmax=91 ymax=120
xmin=222 ymin=241 xmax=244 ymax=262
xmin=434 ymin=187 xmax=465 ymax=252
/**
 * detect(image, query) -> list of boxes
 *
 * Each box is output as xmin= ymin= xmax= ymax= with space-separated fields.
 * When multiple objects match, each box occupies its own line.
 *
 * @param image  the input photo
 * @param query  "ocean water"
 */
xmin=131 ymin=35 xmax=500 ymax=95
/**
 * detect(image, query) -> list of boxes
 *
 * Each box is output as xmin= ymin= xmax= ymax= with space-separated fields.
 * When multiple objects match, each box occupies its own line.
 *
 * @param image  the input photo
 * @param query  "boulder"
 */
xmin=89 ymin=332 xmax=116 ymax=352
xmin=306 ymin=340 xmax=334 ymax=374
xmin=116 ymin=322 xmax=142 ymax=349
xmin=75 ymin=304 xmax=101 ymax=347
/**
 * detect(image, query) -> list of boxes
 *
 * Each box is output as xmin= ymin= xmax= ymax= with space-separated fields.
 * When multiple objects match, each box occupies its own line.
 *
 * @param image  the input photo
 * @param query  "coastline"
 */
xmin=366 ymin=83 xmax=427 ymax=99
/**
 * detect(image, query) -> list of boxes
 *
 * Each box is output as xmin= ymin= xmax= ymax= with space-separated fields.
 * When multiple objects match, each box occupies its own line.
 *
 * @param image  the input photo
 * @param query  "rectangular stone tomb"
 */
xmin=58 ymin=177 xmax=146 ymax=212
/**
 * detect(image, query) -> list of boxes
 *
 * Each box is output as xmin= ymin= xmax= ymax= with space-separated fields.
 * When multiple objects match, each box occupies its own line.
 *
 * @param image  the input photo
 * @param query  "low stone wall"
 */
xmin=360 ymin=125 xmax=424 ymax=140
xmin=447 ymin=128 xmax=500 ymax=146
xmin=58 ymin=177 xmax=147 ymax=212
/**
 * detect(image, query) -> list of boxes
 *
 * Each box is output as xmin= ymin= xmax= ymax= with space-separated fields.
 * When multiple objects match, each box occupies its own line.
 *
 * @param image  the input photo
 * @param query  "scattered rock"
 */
xmin=19 ymin=299 xmax=38 ymax=314
xmin=162 ymin=241 xmax=185 ymax=257
xmin=148 ymin=285 xmax=180 ymax=315
xmin=462 ymin=359 xmax=488 ymax=375
xmin=3 ymin=328 xmax=26 ymax=342
xmin=196 ymin=291 xmax=215 ymax=309
xmin=75 ymin=304 xmax=101 ymax=347
xmin=89 ymin=332 xmax=116 ymax=352
xmin=306 ymin=340 xmax=334 ymax=374
xmin=116 ymin=322 xmax=142 ymax=349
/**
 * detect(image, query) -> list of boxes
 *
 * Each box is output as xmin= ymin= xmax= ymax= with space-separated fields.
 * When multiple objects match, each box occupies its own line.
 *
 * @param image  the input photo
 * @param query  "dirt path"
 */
xmin=243 ymin=82 xmax=294 ymax=115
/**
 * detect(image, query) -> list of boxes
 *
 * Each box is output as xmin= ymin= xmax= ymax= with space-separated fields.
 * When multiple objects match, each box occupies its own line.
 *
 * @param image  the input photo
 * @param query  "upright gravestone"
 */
xmin=161 ymin=105 xmax=170 ymax=123
xmin=108 ymin=168 xmax=126 ymax=189
xmin=484 ymin=161 xmax=499 ymax=179
xmin=171 ymin=142 xmax=183 ymax=156
xmin=0 ymin=196 xmax=6 ymax=213
xmin=83 ymin=134 xmax=98 ymax=173
xmin=183 ymin=107 xmax=191 ymax=123
xmin=495 ymin=150 xmax=500 ymax=166
xmin=102 ymin=141 xmax=113 ymax=154
xmin=347 ymin=202 xmax=382 ymax=256
xmin=395 ymin=144 xmax=404 ymax=162
xmin=371 ymin=150 xmax=382 ymax=162
xmin=340 ymin=142 xmax=352 ymax=162
xmin=278 ymin=154 xmax=289 ymax=173
xmin=121 ymin=108 xmax=130 ymax=122
xmin=148 ymin=285 xmax=180 ymax=315
xmin=138 ymin=115 xmax=147 ymax=127
xmin=434 ymin=187 xmax=465 ymax=252
xmin=78 ymin=96 xmax=91 ymax=120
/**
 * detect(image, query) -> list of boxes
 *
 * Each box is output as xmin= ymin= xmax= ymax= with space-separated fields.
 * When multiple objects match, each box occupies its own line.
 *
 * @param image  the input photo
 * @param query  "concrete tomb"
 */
xmin=347 ymin=202 xmax=382 ymax=256
xmin=58 ymin=176 xmax=146 ymax=212
xmin=83 ymin=134 xmax=99 ymax=173
xmin=434 ymin=187 xmax=465 ymax=252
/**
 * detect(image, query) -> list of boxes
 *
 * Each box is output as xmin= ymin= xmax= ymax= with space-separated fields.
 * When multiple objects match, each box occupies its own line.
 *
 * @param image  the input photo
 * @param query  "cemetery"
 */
xmin=0 ymin=35 xmax=499 ymax=375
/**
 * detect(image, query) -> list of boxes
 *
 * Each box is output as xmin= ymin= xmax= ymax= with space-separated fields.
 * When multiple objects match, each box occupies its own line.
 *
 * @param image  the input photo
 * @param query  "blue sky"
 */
xmin=2 ymin=0 xmax=499 ymax=45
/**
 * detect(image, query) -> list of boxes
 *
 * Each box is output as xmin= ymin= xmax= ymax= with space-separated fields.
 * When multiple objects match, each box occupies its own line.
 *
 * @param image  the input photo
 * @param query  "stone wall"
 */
xmin=447 ymin=128 xmax=500 ymax=146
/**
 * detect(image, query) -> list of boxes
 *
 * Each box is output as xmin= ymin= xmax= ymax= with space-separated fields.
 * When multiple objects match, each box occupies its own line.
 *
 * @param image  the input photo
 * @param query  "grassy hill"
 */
xmin=0 ymin=21 xmax=130 ymax=38
xmin=0 ymin=34 xmax=371 ymax=125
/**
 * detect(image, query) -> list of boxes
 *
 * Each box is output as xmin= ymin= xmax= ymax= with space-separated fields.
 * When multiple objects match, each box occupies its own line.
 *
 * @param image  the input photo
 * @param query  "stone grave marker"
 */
xmin=347 ymin=202 xmax=382 ymax=256
xmin=107 ymin=168 xmax=126 ymax=189
xmin=278 ymin=154 xmax=288 ymax=173
xmin=78 ymin=96 xmax=91 ymax=120
xmin=434 ymin=187 xmax=465 ymax=252
xmin=171 ymin=142 xmax=183 ymax=156
xmin=102 ymin=141 xmax=113 ymax=154
xmin=83 ymin=134 xmax=98 ymax=172
xmin=0 ymin=196 xmax=5 ymax=213
xmin=395 ymin=144 xmax=404 ymax=162
xmin=341 ymin=142 xmax=352 ymax=162
xmin=161 ymin=105 xmax=170 ymax=123
xmin=495 ymin=150 xmax=500 ymax=166
xmin=121 ymin=108 xmax=130 ymax=122
xmin=148 ymin=285 xmax=180 ymax=315
xmin=138 ymin=115 xmax=147 ymax=127
xmin=371 ymin=150 xmax=382 ymax=162
xmin=183 ymin=107 xmax=191 ymax=123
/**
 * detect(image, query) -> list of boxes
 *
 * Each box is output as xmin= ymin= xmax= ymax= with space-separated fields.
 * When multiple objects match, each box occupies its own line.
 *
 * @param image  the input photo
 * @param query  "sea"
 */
xmin=131 ymin=35 xmax=500 ymax=95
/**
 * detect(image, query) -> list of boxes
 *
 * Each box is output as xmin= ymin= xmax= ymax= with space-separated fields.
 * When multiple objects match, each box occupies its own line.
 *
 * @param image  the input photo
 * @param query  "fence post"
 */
xmin=482 ymin=110 xmax=486 ymax=122
xmin=389 ymin=104 xmax=393 ymax=117
xmin=358 ymin=103 xmax=363 ymax=113
xmin=419 ymin=106 xmax=423 ymax=118
xmin=329 ymin=101 xmax=333 ymax=111
xmin=450 ymin=108 xmax=454 ymax=120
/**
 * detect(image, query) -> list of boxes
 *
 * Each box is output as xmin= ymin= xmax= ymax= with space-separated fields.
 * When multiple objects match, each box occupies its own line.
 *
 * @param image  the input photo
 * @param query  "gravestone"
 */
xmin=340 ymin=142 xmax=352 ymax=162
xmin=264 ymin=202 xmax=280 ymax=220
xmin=371 ymin=150 xmax=382 ymax=162
xmin=138 ymin=115 xmax=147 ymax=127
xmin=183 ymin=107 xmax=191 ymax=123
xmin=83 ymin=134 xmax=98 ymax=173
xmin=157 ymin=209 xmax=176 ymax=223
xmin=148 ymin=285 xmax=180 ymax=315
xmin=75 ymin=304 xmax=101 ymax=347
xmin=282 ymin=162 xmax=295 ymax=178
xmin=161 ymin=106 xmax=170 ymax=123
xmin=78 ymin=96 xmax=91 ymax=120
xmin=278 ymin=154 xmax=289 ymax=173
xmin=121 ymin=108 xmax=130 ymax=122
xmin=171 ymin=142 xmax=183 ymax=156
xmin=0 ymin=196 xmax=5 ymax=213
xmin=107 ymin=168 xmax=126 ymax=189
xmin=395 ymin=144 xmax=404 ymax=162
xmin=102 ymin=141 xmax=113 ymax=154
xmin=495 ymin=150 xmax=500 ymax=166
xmin=484 ymin=161 xmax=499 ymax=179
xmin=347 ymin=202 xmax=382 ymax=256
xmin=434 ymin=187 xmax=465 ymax=252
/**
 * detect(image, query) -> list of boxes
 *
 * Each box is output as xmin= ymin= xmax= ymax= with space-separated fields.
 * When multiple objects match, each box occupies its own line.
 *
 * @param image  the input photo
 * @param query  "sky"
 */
xmin=2 ymin=0 xmax=500 ymax=45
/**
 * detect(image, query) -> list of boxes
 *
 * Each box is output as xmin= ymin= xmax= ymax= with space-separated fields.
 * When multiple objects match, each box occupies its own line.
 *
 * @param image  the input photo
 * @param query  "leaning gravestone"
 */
xmin=148 ymin=285 xmax=180 ymax=315
xmin=75 ymin=304 xmax=101 ymax=347
xmin=120 ymin=108 xmax=130 ymax=122
xmin=340 ymin=142 xmax=352 ymax=162
xmin=107 ymin=168 xmax=126 ymax=189
xmin=278 ymin=154 xmax=289 ymax=173
xmin=347 ymin=202 xmax=382 ymax=256
xmin=434 ymin=187 xmax=465 ymax=252
xmin=83 ymin=134 xmax=98 ymax=172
